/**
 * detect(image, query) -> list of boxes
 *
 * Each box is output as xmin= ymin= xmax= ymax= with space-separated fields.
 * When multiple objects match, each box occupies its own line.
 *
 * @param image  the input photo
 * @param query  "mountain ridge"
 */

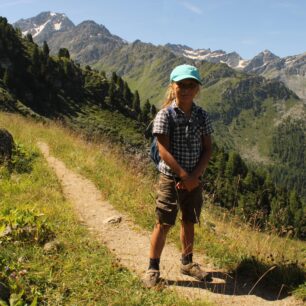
xmin=13 ymin=11 xmax=306 ymax=100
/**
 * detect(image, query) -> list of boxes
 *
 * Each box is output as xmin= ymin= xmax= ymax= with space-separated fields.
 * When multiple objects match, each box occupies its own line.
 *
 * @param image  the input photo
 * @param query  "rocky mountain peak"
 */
xmin=75 ymin=20 xmax=118 ymax=40
xmin=243 ymin=50 xmax=280 ymax=74
xmin=260 ymin=49 xmax=279 ymax=61
xmin=13 ymin=12 xmax=126 ymax=63
xmin=166 ymin=44 xmax=245 ymax=69
xmin=165 ymin=43 xmax=194 ymax=53
xmin=14 ymin=11 xmax=74 ymax=42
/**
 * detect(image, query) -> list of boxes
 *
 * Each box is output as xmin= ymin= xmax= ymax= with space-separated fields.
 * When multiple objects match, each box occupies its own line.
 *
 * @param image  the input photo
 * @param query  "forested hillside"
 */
xmin=269 ymin=119 xmax=306 ymax=197
xmin=0 ymin=17 xmax=305 ymax=239
xmin=0 ymin=17 xmax=154 ymax=148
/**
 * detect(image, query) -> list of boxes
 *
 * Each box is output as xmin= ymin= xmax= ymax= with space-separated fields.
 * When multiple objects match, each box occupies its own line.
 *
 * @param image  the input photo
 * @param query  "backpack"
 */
xmin=145 ymin=107 xmax=176 ymax=168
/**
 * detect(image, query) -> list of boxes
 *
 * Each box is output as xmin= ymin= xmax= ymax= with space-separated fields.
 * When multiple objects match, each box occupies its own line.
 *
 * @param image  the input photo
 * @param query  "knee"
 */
xmin=181 ymin=219 xmax=193 ymax=226
xmin=181 ymin=220 xmax=195 ymax=230
xmin=155 ymin=222 xmax=172 ymax=233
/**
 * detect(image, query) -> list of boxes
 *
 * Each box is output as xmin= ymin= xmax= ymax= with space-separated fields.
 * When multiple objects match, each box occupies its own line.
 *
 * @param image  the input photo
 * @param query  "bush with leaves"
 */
xmin=10 ymin=143 xmax=38 ymax=174
xmin=0 ymin=208 xmax=55 ymax=245
xmin=0 ymin=142 xmax=38 ymax=178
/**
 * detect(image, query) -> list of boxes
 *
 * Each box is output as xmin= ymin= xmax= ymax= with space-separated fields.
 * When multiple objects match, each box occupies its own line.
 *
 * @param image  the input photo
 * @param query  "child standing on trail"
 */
xmin=143 ymin=64 xmax=214 ymax=287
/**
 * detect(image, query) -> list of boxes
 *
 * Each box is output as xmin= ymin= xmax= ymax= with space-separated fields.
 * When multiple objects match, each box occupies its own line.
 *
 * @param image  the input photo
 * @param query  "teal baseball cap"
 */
xmin=170 ymin=64 xmax=202 ymax=84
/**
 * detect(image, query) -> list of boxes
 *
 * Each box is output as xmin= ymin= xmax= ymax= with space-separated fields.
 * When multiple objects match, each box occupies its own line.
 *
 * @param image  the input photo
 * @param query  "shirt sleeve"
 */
xmin=152 ymin=109 xmax=170 ymax=136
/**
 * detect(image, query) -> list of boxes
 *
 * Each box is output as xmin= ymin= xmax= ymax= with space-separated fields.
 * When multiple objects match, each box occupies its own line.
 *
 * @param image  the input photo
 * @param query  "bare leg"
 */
xmin=149 ymin=223 xmax=171 ymax=259
xmin=180 ymin=220 xmax=194 ymax=256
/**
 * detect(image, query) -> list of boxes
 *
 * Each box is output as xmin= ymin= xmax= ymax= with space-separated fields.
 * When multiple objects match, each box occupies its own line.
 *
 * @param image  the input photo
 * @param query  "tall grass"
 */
xmin=1 ymin=112 xmax=305 ymax=300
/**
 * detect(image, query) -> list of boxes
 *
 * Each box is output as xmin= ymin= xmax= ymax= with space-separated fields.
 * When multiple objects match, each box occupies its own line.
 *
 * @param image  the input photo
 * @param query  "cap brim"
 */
xmin=172 ymin=75 xmax=202 ymax=85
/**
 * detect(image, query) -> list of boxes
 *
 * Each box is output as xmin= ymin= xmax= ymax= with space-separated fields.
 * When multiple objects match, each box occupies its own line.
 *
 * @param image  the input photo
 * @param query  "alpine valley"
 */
xmin=0 ymin=12 xmax=305 ymax=238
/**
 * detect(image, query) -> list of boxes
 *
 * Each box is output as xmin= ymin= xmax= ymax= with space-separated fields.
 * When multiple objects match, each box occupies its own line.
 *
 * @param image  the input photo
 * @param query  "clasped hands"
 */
xmin=176 ymin=174 xmax=201 ymax=191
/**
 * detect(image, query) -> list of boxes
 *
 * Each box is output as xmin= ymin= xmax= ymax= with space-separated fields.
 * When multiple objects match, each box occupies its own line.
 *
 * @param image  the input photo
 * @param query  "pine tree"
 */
xmin=133 ymin=90 xmax=141 ymax=114
xmin=123 ymin=81 xmax=132 ymax=107
xmin=142 ymin=99 xmax=151 ymax=122
xmin=58 ymin=48 xmax=70 ymax=59
xmin=31 ymin=45 xmax=41 ymax=75
xmin=269 ymin=190 xmax=290 ymax=235
xmin=26 ymin=33 xmax=33 ymax=43
xmin=288 ymin=190 xmax=304 ymax=237
xmin=0 ymin=17 xmax=8 ymax=26
xmin=225 ymin=152 xmax=237 ymax=177
xmin=243 ymin=171 xmax=258 ymax=192
xmin=42 ymin=41 xmax=50 ymax=57
xmin=108 ymin=81 xmax=115 ymax=106
xmin=116 ymin=76 xmax=124 ymax=94
xmin=150 ymin=104 xmax=157 ymax=117
xmin=3 ymin=68 xmax=12 ymax=88
xmin=237 ymin=193 xmax=257 ymax=221
xmin=15 ymin=27 xmax=22 ymax=38
xmin=215 ymin=150 xmax=227 ymax=177
xmin=111 ymin=72 xmax=118 ymax=84
xmin=289 ymin=190 xmax=300 ymax=216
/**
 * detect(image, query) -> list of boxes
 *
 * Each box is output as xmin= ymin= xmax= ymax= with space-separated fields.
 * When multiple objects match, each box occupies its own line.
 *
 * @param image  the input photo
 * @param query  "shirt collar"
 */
xmin=171 ymin=100 xmax=197 ymax=118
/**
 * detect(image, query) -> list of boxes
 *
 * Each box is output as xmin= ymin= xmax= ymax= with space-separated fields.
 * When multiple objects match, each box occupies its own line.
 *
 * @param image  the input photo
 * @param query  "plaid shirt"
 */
xmin=153 ymin=101 xmax=214 ymax=177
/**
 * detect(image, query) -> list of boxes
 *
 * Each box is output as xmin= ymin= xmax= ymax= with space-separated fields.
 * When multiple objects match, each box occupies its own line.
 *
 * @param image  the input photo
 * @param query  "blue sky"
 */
xmin=1 ymin=0 xmax=305 ymax=59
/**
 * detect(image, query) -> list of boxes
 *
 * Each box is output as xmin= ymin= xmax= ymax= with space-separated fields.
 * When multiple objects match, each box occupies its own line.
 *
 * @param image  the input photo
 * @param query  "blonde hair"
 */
xmin=162 ymin=84 xmax=176 ymax=108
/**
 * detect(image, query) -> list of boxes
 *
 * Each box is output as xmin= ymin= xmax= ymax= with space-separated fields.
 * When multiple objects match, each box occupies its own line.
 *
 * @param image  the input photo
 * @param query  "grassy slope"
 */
xmin=93 ymin=42 xmax=188 ymax=108
xmin=1 ymin=112 xmax=304 ymax=301
xmin=65 ymin=104 xmax=146 ymax=148
xmin=0 ymin=112 xmax=209 ymax=305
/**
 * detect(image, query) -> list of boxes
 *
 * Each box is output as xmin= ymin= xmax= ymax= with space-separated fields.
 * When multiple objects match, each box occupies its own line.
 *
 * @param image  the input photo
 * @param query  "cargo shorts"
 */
xmin=155 ymin=173 xmax=203 ymax=225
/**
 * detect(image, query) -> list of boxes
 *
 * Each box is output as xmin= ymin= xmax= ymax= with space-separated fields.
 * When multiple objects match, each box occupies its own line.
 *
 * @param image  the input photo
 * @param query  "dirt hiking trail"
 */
xmin=38 ymin=142 xmax=302 ymax=306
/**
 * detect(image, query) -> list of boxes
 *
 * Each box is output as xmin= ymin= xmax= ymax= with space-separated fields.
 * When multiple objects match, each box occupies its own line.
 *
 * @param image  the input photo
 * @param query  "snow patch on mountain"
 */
xmin=33 ymin=20 xmax=50 ymax=37
xmin=165 ymin=44 xmax=246 ymax=69
xmin=53 ymin=22 xmax=62 ymax=30
xmin=14 ymin=11 xmax=75 ymax=42
xmin=237 ymin=59 xmax=249 ymax=69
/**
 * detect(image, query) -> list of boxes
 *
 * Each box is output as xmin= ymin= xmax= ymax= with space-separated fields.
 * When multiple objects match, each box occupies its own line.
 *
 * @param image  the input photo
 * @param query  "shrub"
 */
xmin=0 ymin=208 xmax=55 ymax=244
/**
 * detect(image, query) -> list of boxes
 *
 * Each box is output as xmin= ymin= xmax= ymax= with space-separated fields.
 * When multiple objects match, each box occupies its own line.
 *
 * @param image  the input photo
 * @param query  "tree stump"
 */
xmin=0 ymin=128 xmax=15 ymax=163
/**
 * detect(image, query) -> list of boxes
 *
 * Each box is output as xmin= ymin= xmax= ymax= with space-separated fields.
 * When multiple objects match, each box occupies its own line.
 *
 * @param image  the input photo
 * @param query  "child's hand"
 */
xmin=181 ymin=175 xmax=200 ymax=192
xmin=176 ymin=181 xmax=186 ymax=190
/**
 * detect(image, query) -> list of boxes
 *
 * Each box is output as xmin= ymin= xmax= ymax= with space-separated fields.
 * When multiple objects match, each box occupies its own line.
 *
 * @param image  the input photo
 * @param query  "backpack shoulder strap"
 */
xmin=166 ymin=106 xmax=177 ymax=123
xmin=166 ymin=106 xmax=177 ymax=136
xmin=194 ymin=106 xmax=206 ymax=125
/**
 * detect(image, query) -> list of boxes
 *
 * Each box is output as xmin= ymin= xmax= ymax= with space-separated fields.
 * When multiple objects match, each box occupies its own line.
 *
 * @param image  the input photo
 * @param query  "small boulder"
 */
xmin=43 ymin=240 xmax=62 ymax=254
xmin=0 ymin=128 xmax=14 ymax=163
xmin=103 ymin=216 xmax=122 ymax=224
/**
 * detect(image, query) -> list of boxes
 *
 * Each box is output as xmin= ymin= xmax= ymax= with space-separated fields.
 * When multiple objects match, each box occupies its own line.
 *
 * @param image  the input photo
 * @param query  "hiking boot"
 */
xmin=142 ymin=269 xmax=160 ymax=288
xmin=180 ymin=262 xmax=212 ymax=282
